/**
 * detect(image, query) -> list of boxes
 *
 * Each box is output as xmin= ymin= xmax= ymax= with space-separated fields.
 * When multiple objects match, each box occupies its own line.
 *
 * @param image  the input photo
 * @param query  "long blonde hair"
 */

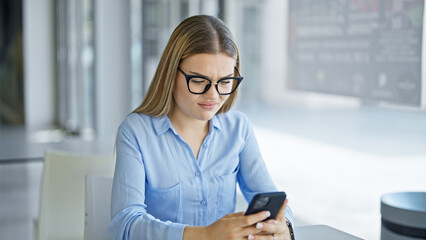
xmin=133 ymin=15 xmax=241 ymax=116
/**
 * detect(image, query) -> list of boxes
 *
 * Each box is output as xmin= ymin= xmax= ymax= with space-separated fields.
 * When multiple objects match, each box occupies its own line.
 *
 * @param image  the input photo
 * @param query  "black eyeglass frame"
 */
xmin=177 ymin=67 xmax=243 ymax=95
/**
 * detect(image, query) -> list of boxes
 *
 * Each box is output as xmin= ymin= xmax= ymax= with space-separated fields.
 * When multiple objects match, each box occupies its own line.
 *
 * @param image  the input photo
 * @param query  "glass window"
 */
xmin=136 ymin=0 xmax=220 ymax=101
xmin=0 ymin=0 xmax=24 ymax=126
xmin=55 ymin=0 xmax=95 ymax=139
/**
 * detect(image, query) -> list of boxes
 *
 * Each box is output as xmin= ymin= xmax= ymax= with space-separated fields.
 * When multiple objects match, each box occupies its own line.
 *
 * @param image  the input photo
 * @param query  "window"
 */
xmin=55 ymin=0 xmax=95 ymax=139
xmin=0 ymin=0 xmax=24 ymax=126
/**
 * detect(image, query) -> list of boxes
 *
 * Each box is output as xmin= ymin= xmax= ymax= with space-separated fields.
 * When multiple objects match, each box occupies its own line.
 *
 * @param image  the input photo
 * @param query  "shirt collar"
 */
xmin=152 ymin=115 xmax=174 ymax=136
xmin=152 ymin=114 xmax=222 ymax=136
xmin=210 ymin=114 xmax=222 ymax=132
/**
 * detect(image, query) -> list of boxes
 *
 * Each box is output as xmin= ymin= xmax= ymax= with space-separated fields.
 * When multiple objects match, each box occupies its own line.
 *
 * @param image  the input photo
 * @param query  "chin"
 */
xmin=196 ymin=111 xmax=217 ymax=121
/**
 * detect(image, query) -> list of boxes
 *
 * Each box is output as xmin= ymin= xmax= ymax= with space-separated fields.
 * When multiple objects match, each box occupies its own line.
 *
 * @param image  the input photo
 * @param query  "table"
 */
xmin=295 ymin=225 xmax=363 ymax=240
xmin=0 ymin=139 xmax=114 ymax=163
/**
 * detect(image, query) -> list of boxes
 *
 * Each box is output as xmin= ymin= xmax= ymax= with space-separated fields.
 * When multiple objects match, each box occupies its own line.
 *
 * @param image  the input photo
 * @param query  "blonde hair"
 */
xmin=133 ymin=15 xmax=241 ymax=116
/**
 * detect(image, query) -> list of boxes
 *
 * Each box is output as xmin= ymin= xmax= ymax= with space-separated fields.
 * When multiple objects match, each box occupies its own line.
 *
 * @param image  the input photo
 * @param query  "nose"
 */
xmin=203 ymin=83 xmax=219 ymax=99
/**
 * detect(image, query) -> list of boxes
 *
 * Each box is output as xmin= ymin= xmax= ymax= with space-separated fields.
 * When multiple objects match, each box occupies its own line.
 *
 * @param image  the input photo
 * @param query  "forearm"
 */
xmin=109 ymin=210 xmax=186 ymax=240
xmin=183 ymin=226 xmax=208 ymax=240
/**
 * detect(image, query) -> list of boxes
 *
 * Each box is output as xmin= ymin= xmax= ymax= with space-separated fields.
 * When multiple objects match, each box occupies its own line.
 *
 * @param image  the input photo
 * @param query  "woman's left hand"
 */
xmin=253 ymin=199 xmax=291 ymax=240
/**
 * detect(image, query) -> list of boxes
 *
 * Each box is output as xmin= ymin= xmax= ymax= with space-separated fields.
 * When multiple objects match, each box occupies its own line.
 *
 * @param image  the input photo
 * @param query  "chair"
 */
xmin=84 ymin=175 xmax=114 ymax=240
xmin=235 ymin=189 xmax=248 ymax=212
xmin=34 ymin=150 xmax=114 ymax=240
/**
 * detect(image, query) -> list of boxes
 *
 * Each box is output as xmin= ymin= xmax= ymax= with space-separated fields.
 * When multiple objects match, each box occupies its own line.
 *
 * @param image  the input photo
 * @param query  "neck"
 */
xmin=168 ymin=112 xmax=209 ymax=134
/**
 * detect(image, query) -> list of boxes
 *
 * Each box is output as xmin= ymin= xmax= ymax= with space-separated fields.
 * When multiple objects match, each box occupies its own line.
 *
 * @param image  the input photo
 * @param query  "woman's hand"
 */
xmin=183 ymin=210 xmax=271 ymax=240
xmin=253 ymin=199 xmax=291 ymax=240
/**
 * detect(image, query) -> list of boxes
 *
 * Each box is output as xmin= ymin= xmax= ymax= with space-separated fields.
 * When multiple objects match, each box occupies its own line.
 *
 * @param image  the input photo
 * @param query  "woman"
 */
xmin=109 ymin=15 xmax=294 ymax=240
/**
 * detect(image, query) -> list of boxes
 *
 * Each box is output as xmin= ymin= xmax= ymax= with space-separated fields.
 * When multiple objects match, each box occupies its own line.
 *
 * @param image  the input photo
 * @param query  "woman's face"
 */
xmin=171 ymin=53 xmax=236 ymax=123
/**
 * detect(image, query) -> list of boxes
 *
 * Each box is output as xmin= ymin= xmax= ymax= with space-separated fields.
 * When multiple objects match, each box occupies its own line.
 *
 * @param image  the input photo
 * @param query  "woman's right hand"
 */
xmin=184 ymin=210 xmax=271 ymax=240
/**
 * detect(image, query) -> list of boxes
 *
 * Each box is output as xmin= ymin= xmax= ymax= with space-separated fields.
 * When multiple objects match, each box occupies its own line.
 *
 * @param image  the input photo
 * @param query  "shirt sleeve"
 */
xmin=108 ymin=123 xmax=187 ymax=240
xmin=237 ymin=118 xmax=294 ymax=224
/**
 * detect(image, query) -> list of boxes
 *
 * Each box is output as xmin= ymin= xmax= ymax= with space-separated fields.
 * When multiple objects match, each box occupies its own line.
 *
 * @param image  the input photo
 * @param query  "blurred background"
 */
xmin=1 ymin=0 xmax=425 ymax=239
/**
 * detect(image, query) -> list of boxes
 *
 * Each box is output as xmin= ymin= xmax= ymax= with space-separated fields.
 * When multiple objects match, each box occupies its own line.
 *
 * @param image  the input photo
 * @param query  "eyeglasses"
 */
xmin=177 ymin=67 xmax=243 ymax=95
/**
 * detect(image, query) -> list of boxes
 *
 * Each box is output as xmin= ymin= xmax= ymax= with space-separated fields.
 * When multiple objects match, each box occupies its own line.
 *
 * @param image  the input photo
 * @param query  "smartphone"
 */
xmin=244 ymin=191 xmax=286 ymax=220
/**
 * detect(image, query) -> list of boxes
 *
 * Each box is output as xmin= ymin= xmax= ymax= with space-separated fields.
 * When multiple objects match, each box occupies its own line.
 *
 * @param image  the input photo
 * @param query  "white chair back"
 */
xmin=36 ymin=150 xmax=114 ymax=240
xmin=236 ymin=189 xmax=248 ymax=212
xmin=84 ymin=175 xmax=114 ymax=240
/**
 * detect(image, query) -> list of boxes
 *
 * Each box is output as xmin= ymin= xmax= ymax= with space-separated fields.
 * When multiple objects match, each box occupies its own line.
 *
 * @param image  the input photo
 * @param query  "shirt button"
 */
xmin=200 ymin=200 xmax=206 ymax=206
xmin=195 ymin=171 xmax=200 ymax=177
xmin=202 ymin=144 xmax=208 ymax=148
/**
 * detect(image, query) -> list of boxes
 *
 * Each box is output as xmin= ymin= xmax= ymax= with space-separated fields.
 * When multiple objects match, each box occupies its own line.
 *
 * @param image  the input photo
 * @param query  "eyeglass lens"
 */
xmin=188 ymin=78 xmax=238 ymax=94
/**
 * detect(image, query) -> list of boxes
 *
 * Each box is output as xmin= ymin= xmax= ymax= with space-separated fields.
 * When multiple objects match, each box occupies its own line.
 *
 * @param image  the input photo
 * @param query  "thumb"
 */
xmin=275 ymin=198 xmax=288 ymax=221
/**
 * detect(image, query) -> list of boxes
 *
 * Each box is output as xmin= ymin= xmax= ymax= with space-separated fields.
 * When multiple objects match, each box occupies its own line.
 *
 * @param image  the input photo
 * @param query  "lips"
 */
xmin=198 ymin=102 xmax=217 ymax=110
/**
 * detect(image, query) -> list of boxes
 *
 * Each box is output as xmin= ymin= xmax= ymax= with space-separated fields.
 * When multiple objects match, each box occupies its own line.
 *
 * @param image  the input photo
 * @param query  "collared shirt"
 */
xmin=109 ymin=111 xmax=293 ymax=240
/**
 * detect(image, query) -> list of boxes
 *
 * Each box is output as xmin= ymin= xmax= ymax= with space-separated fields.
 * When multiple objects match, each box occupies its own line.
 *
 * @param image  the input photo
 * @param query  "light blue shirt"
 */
xmin=109 ymin=111 xmax=293 ymax=240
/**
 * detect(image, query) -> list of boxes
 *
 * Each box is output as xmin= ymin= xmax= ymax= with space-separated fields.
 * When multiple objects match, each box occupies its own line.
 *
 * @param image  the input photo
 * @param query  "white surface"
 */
xmin=85 ymin=175 xmax=114 ymax=240
xmin=37 ymin=150 xmax=114 ymax=240
xmin=95 ymin=0 xmax=132 ymax=138
xmin=23 ymin=0 xmax=54 ymax=131
xmin=254 ymin=125 xmax=426 ymax=240
xmin=295 ymin=225 xmax=363 ymax=240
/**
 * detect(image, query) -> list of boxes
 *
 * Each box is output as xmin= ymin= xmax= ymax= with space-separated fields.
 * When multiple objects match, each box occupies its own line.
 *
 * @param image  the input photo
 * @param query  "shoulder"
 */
xmin=120 ymin=113 xmax=151 ymax=129
xmin=118 ymin=113 xmax=154 ymax=137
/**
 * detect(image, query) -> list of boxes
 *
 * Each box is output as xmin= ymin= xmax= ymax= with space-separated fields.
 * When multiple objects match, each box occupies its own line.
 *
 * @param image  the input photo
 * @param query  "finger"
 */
xmin=255 ymin=220 xmax=286 ymax=235
xmin=238 ymin=210 xmax=271 ymax=227
xmin=251 ymin=234 xmax=276 ymax=240
xmin=224 ymin=211 xmax=245 ymax=219
xmin=275 ymin=198 xmax=288 ymax=221
xmin=238 ymin=225 xmax=264 ymax=238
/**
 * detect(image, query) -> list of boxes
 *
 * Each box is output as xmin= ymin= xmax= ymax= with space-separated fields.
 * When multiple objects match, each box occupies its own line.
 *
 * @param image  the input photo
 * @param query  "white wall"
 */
xmin=23 ymin=0 xmax=55 ymax=131
xmin=260 ymin=0 xmax=287 ymax=103
xmin=95 ymin=0 xmax=132 ymax=138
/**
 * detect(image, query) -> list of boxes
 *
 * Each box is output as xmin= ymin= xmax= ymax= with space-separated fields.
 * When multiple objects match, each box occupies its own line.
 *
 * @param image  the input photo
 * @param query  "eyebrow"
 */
xmin=188 ymin=70 xmax=234 ymax=79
